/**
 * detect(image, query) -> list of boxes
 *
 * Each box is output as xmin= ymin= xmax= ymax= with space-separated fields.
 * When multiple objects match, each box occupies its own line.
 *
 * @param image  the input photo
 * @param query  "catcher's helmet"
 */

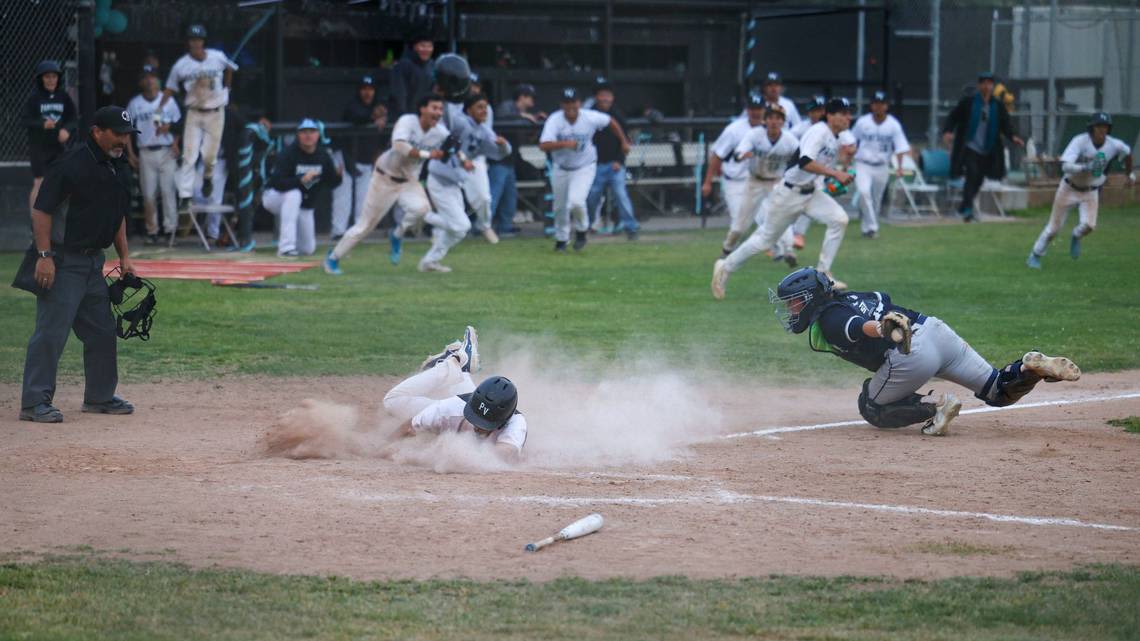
xmin=107 ymin=269 xmax=157 ymax=341
xmin=434 ymin=53 xmax=471 ymax=102
xmin=1088 ymin=111 xmax=1112 ymax=133
xmin=769 ymin=268 xmax=834 ymax=334
xmin=463 ymin=376 xmax=518 ymax=431
xmin=35 ymin=60 xmax=62 ymax=78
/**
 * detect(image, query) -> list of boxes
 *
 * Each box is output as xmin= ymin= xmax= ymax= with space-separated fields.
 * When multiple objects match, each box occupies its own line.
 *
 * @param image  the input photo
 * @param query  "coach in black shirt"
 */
xmin=19 ymin=105 xmax=138 ymax=423
xmin=585 ymin=80 xmax=639 ymax=240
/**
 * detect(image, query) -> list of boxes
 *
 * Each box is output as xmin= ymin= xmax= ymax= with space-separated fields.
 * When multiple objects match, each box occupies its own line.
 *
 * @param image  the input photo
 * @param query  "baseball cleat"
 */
xmin=823 ymin=271 xmax=847 ymax=291
xmin=711 ymin=259 xmax=729 ymax=300
xmin=459 ymin=325 xmax=480 ymax=373
xmin=388 ymin=228 xmax=402 ymax=265
xmin=482 ymin=228 xmax=500 ymax=244
xmin=323 ymin=249 xmax=342 ymax=275
xmin=793 ymin=234 xmax=805 ymax=250
xmin=783 ymin=254 xmax=798 ymax=269
xmin=1026 ymin=251 xmax=1042 ymax=269
xmin=1069 ymin=235 xmax=1081 ymax=260
xmin=554 ymin=241 xmax=568 ymax=252
xmin=921 ymin=393 xmax=960 ymax=436
xmin=420 ymin=340 xmax=463 ymax=371
xmin=573 ymin=230 xmax=588 ymax=251
xmin=418 ymin=261 xmax=452 ymax=273
xmin=1022 ymin=351 xmax=1081 ymax=382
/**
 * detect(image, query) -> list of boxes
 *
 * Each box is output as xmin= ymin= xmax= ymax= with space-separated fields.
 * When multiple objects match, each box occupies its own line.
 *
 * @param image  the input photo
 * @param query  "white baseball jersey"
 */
xmin=852 ymin=113 xmax=910 ymax=166
xmin=791 ymin=118 xmax=817 ymax=138
xmin=411 ymin=396 xmax=527 ymax=452
xmin=127 ymin=93 xmax=181 ymax=147
xmin=734 ymin=129 xmax=800 ymax=180
xmin=1059 ymin=133 xmax=1131 ymax=189
xmin=166 ymin=49 xmax=238 ymax=109
xmin=539 ymin=108 xmax=611 ymax=170
xmin=783 ymin=121 xmax=840 ymax=187
xmin=739 ymin=96 xmax=803 ymax=131
xmin=712 ymin=117 xmax=759 ymax=180
xmin=376 ymin=113 xmax=450 ymax=182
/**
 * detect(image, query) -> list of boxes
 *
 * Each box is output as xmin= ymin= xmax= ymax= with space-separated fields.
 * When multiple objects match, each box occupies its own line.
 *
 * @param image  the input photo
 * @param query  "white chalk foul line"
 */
xmin=345 ymin=490 xmax=1136 ymax=532
xmin=723 ymin=390 xmax=1140 ymax=439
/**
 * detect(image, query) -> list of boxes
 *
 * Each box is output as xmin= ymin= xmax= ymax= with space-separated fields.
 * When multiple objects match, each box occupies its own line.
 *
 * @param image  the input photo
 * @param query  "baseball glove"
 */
xmin=880 ymin=311 xmax=912 ymax=354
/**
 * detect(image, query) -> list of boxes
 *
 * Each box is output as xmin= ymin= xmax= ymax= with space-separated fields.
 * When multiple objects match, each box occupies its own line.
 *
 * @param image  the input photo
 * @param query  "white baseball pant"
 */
xmin=138 ymin=146 xmax=178 ymax=235
xmin=383 ymin=357 xmax=475 ymax=422
xmin=330 ymin=150 xmax=352 ymax=237
xmin=177 ymin=108 xmax=225 ymax=198
xmin=730 ymin=178 xmax=796 ymax=256
xmin=331 ymin=168 xmax=433 ymax=260
xmin=194 ymin=158 xmax=227 ymax=239
xmin=552 ymin=164 xmax=597 ymax=243
xmin=724 ymin=183 xmax=848 ymax=274
xmin=463 ymin=156 xmax=492 ymax=231
xmin=423 ymin=175 xmax=472 ymax=265
xmin=720 ymin=176 xmax=748 ymax=252
xmin=262 ymin=188 xmax=316 ymax=256
xmin=1032 ymin=180 xmax=1100 ymax=256
xmin=854 ymin=161 xmax=890 ymax=234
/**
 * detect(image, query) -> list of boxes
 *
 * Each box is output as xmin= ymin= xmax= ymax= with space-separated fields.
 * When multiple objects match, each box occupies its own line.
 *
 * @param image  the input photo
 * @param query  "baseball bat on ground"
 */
xmin=524 ymin=513 xmax=604 ymax=552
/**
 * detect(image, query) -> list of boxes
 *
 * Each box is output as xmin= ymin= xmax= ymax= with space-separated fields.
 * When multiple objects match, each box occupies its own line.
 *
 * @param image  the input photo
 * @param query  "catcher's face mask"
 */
xmin=769 ymin=288 xmax=814 ymax=333
xmin=106 ymin=267 xmax=157 ymax=341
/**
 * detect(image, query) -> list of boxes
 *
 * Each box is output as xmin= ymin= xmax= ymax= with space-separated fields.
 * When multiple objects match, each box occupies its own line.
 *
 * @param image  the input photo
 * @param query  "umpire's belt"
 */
xmin=54 ymin=245 xmax=103 ymax=256
xmin=784 ymin=181 xmax=815 ymax=194
xmin=375 ymin=167 xmax=407 ymax=183
xmin=1063 ymin=177 xmax=1099 ymax=193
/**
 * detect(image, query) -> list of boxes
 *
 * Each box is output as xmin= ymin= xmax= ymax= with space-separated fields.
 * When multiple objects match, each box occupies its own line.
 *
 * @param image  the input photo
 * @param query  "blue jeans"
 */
xmin=587 ymin=162 xmax=639 ymax=232
xmin=488 ymin=161 xmax=517 ymax=233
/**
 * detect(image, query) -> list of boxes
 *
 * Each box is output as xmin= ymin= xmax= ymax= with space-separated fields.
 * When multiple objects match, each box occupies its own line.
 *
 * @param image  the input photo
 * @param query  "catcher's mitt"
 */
xmin=880 ymin=311 xmax=911 ymax=354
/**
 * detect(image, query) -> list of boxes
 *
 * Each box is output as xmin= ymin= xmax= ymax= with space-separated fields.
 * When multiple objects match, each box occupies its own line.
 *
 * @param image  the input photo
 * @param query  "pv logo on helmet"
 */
xmin=478 ymin=402 xmax=489 ymax=416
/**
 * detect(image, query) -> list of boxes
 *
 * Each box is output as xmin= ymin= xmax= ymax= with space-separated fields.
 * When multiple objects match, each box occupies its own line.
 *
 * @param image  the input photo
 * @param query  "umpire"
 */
xmin=17 ymin=106 xmax=138 ymax=423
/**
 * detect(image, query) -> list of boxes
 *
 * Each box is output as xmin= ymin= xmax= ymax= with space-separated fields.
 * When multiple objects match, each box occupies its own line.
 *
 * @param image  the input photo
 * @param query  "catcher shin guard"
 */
xmin=976 ymin=356 xmax=1052 ymax=407
xmin=857 ymin=379 xmax=937 ymax=429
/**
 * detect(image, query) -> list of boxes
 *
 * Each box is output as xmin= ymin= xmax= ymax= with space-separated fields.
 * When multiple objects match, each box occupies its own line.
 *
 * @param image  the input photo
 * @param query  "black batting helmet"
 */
xmin=768 ymin=268 xmax=834 ymax=334
xmin=434 ymin=53 xmax=471 ymax=102
xmin=1087 ymin=111 xmax=1112 ymax=133
xmin=463 ymin=376 xmax=518 ymax=431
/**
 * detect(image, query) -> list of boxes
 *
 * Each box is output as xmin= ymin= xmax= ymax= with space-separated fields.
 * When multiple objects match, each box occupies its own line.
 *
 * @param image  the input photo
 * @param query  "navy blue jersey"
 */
xmin=809 ymin=291 xmax=922 ymax=372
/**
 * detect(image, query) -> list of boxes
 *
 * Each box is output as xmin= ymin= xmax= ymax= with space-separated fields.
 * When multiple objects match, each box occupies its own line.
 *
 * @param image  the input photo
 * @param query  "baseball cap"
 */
xmin=593 ymin=75 xmax=611 ymax=93
xmin=297 ymin=118 xmax=320 ymax=131
xmin=560 ymin=87 xmax=579 ymax=102
xmin=762 ymin=71 xmax=782 ymax=86
xmin=977 ymin=71 xmax=996 ymax=82
xmin=825 ymin=97 xmax=852 ymax=114
xmin=359 ymin=75 xmax=374 ymax=86
xmin=746 ymin=92 xmax=766 ymax=109
xmin=806 ymin=95 xmax=827 ymax=111
xmin=514 ymin=83 xmax=536 ymax=98
xmin=93 ymin=105 xmax=140 ymax=134
xmin=871 ymin=90 xmax=888 ymax=103
xmin=187 ymin=24 xmax=207 ymax=40
xmin=1088 ymin=112 xmax=1112 ymax=127
xmin=764 ymin=105 xmax=787 ymax=119
xmin=140 ymin=64 xmax=158 ymax=78
xmin=469 ymin=71 xmax=481 ymax=85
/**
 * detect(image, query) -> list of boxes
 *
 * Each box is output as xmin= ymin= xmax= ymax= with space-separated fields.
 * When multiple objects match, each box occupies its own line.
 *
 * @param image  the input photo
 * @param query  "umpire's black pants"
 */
xmin=21 ymin=251 xmax=118 ymax=409
xmin=959 ymin=148 xmax=996 ymax=215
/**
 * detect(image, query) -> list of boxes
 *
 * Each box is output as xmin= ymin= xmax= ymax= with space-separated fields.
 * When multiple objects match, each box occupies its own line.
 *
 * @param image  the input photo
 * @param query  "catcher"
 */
xmin=770 ymin=268 xmax=1081 ymax=436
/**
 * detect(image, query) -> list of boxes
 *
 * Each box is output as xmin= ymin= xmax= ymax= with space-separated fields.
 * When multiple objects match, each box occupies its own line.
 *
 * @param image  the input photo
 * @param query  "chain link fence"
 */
xmin=0 ymin=0 xmax=80 ymax=165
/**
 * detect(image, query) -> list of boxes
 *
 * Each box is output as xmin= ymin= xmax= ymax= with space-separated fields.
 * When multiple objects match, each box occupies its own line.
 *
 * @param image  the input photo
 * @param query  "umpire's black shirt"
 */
xmin=34 ymin=137 xmax=132 ymax=250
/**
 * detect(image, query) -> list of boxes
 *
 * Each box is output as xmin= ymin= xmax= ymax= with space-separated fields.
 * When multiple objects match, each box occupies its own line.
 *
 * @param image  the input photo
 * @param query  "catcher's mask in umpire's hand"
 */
xmin=463 ymin=376 xmax=518 ymax=432
xmin=107 ymin=267 xmax=157 ymax=341
xmin=434 ymin=53 xmax=471 ymax=102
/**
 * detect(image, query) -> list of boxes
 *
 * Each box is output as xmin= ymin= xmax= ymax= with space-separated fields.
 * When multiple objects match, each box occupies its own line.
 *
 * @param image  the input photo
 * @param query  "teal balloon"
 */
xmin=104 ymin=9 xmax=127 ymax=34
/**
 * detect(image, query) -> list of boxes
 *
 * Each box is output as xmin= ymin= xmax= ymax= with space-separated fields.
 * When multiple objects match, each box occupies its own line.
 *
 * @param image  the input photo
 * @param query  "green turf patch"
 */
xmin=1107 ymin=416 xmax=1140 ymax=433
xmin=2 ymin=207 xmax=1138 ymax=384
xmin=907 ymin=541 xmax=1017 ymax=557
xmin=0 ymin=558 xmax=1137 ymax=640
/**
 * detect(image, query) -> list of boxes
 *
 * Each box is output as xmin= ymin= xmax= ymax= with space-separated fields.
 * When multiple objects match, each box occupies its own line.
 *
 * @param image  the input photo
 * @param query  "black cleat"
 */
xmin=573 ymin=231 xmax=588 ymax=251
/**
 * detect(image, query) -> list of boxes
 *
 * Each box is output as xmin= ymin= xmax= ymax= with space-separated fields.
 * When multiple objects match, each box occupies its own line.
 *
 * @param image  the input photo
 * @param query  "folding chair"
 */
xmin=890 ymin=154 xmax=943 ymax=218
xmin=172 ymin=203 xmax=236 ymax=252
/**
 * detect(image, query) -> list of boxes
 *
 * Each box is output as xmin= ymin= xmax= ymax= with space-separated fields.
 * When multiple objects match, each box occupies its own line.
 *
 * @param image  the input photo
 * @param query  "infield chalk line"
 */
xmin=723 ymin=390 xmax=1140 ymax=439
xmin=345 ymin=490 xmax=1136 ymax=532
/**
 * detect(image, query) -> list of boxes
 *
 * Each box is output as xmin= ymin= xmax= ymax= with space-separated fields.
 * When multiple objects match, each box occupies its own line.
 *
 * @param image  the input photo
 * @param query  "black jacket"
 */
xmin=269 ymin=142 xmax=343 ymax=209
xmin=22 ymin=85 xmax=77 ymax=152
xmin=342 ymin=96 xmax=387 ymax=166
xmin=941 ymin=92 xmax=1017 ymax=180
xmin=388 ymin=48 xmax=435 ymax=117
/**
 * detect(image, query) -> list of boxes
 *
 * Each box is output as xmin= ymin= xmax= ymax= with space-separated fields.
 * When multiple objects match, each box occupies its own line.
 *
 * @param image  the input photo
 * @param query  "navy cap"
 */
xmin=560 ymin=87 xmax=579 ymax=102
xmin=806 ymin=95 xmax=827 ymax=111
xmin=746 ymin=92 xmax=766 ymax=109
xmin=515 ymin=83 xmax=536 ymax=98
xmin=593 ymin=75 xmax=611 ymax=92
xmin=187 ymin=24 xmax=207 ymax=40
xmin=297 ymin=118 xmax=320 ymax=131
xmin=359 ymin=75 xmax=374 ymax=86
xmin=141 ymin=64 xmax=158 ymax=77
xmin=825 ymin=97 xmax=852 ymax=114
xmin=1088 ymin=111 xmax=1112 ymax=127
xmin=977 ymin=71 xmax=996 ymax=82
xmin=35 ymin=60 xmax=62 ymax=77
xmin=469 ymin=71 xmax=481 ymax=85
xmin=871 ymin=90 xmax=888 ymax=103
xmin=762 ymin=71 xmax=782 ymax=86
xmin=93 ymin=105 xmax=139 ymax=134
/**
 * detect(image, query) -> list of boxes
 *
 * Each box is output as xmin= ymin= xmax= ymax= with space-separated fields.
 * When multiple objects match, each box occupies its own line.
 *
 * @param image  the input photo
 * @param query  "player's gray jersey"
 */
xmin=428 ymin=112 xmax=509 ymax=186
xmin=376 ymin=114 xmax=449 ymax=182
xmin=166 ymin=49 xmax=238 ymax=109
xmin=783 ymin=121 xmax=839 ymax=187
xmin=127 ymin=94 xmax=181 ymax=147
xmin=712 ymin=117 xmax=758 ymax=180
xmin=733 ymin=129 xmax=799 ymax=180
xmin=539 ymin=108 xmax=611 ymax=170
xmin=1060 ymin=133 xmax=1131 ymax=189
xmin=852 ymin=113 xmax=910 ymax=166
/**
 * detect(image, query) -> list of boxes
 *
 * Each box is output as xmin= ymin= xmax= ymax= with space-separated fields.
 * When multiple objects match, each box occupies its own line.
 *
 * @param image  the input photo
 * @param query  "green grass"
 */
xmin=1 ymin=207 xmax=1137 ymax=384
xmin=1107 ymin=416 xmax=1140 ymax=433
xmin=1 ymin=558 xmax=1138 ymax=640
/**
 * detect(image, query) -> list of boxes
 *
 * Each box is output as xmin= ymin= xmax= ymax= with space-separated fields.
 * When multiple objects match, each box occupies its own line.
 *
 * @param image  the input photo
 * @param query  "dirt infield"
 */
xmin=2 ymin=371 xmax=1138 ymax=581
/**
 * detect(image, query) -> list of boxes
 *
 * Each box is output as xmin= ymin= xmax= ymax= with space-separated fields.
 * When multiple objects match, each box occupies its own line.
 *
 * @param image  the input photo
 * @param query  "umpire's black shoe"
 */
xmin=573 ymin=231 xmax=588 ymax=251
xmin=82 ymin=396 xmax=135 ymax=415
xmin=19 ymin=403 xmax=63 ymax=423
